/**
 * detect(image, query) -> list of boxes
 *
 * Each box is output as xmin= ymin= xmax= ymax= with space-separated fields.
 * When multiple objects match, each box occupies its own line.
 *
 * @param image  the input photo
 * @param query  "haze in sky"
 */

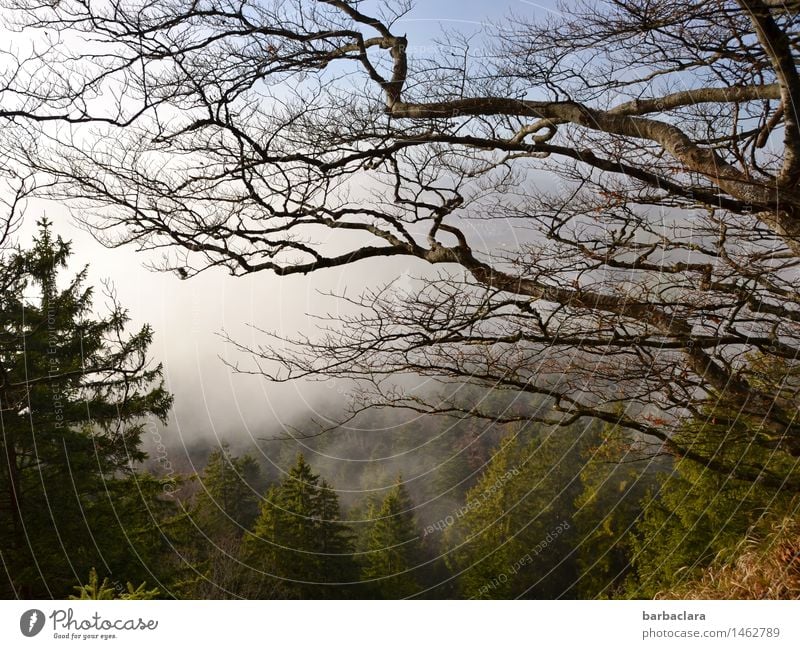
xmin=11 ymin=0 xmax=560 ymax=449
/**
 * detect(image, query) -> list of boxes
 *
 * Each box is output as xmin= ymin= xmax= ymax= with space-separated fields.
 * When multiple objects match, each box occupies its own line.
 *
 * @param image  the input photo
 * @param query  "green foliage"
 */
xmin=629 ymin=461 xmax=792 ymax=596
xmin=3 ymin=234 xmax=791 ymax=602
xmin=243 ymin=454 xmax=358 ymax=598
xmin=69 ymin=568 xmax=160 ymax=600
xmin=0 ymin=219 xmax=176 ymax=598
xmin=169 ymin=443 xmax=266 ymax=597
xmin=628 ymin=401 xmax=799 ymax=597
xmin=573 ymin=423 xmax=666 ymax=598
xmin=361 ymin=479 xmax=423 ymax=598
xmin=193 ymin=443 xmax=262 ymax=538
xmin=656 ymin=506 xmax=800 ymax=599
xmin=444 ymin=422 xmax=592 ymax=598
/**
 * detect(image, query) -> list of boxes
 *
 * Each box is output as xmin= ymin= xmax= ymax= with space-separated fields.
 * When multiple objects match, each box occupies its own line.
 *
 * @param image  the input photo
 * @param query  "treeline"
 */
xmin=2 ymin=222 xmax=800 ymax=600
xmin=83 ymin=409 xmax=800 ymax=599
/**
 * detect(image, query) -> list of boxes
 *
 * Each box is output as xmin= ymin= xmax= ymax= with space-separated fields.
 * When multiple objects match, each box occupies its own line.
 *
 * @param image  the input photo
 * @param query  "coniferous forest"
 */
xmin=2 ymin=221 xmax=799 ymax=599
xmin=1 ymin=0 xmax=800 ymax=602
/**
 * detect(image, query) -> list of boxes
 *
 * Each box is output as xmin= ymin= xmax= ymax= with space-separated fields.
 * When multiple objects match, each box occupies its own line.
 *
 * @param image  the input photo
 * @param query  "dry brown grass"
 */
xmin=656 ymin=515 xmax=800 ymax=599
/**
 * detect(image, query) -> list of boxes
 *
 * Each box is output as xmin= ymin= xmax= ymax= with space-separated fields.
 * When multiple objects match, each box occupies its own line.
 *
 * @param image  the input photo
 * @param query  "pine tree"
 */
xmin=194 ymin=442 xmax=262 ymax=538
xmin=627 ymin=360 xmax=800 ymax=597
xmin=572 ymin=421 xmax=665 ymax=598
xmin=362 ymin=479 xmax=423 ymax=598
xmin=0 ymin=219 xmax=174 ymax=597
xmin=444 ymin=435 xmax=525 ymax=599
xmin=444 ymin=422 xmax=590 ymax=598
xmin=628 ymin=428 xmax=795 ymax=597
xmin=243 ymin=454 xmax=357 ymax=598
xmin=172 ymin=443 xmax=265 ymax=597
xmin=69 ymin=568 xmax=160 ymax=600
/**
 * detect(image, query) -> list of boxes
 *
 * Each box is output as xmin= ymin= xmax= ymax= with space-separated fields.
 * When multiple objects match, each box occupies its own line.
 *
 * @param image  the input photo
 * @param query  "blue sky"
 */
xmin=409 ymin=0 xmax=556 ymax=20
xmin=393 ymin=0 xmax=557 ymax=36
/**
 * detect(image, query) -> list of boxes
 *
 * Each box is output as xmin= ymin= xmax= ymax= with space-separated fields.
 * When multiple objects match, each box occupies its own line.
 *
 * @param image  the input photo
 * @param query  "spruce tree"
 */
xmin=69 ymin=567 xmax=160 ymax=600
xmin=572 ymin=422 xmax=664 ymax=598
xmin=194 ymin=442 xmax=262 ymax=538
xmin=0 ymin=219 xmax=174 ymax=597
xmin=444 ymin=435 xmax=525 ymax=599
xmin=444 ymin=423 xmax=590 ymax=598
xmin=244 ymin=454 xmax=357 ymax=598
xmin=628 ymin=358 xmax=800 ymax=597
xmin=362 ymin=479 xmax=423 ymax=598
xmin=628 ymin=422 xmax=796 ymax=597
